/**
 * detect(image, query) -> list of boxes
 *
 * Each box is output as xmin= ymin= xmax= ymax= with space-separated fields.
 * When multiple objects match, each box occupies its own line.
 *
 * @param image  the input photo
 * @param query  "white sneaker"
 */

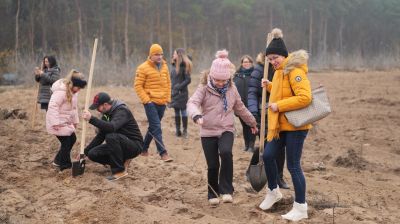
xmin=281 ymin=202 xmax=308 ymax=221
xmin=222 ymin=194 xmax=233 ymax=203
xmin=209 ymin=198 xmax=220 ymax=206
xmin=259 ymin=187 xmax=283 ymax=210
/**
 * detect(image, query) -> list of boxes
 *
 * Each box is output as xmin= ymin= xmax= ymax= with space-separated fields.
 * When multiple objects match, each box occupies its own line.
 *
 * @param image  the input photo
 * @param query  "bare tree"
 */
xmin=168 ymin=0 xmax=173 ymax=58
xmin=15 ymin=0 xmax=20 ymax=65
xmin=124 ymin=0 xmax=130 ymax=66
xmin=74 ymin=0 xmax=83 ymax=61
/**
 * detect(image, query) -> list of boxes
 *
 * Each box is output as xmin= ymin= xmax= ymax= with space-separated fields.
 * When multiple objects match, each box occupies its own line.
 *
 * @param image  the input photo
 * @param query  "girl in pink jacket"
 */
xmin=46 ymin=69 xmax=87 ymax=171
xmin=187 ymin=50 xmax=258 ymax=206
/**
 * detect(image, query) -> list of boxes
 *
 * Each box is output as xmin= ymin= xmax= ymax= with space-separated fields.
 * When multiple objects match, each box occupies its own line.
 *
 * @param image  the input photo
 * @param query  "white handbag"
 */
xmin=285 ymin=86 xmax=331 ymax=127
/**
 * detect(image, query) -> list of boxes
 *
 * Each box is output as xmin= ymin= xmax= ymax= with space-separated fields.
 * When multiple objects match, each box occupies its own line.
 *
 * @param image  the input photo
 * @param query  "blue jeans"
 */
xmin=143 ymin=103 xmax=167 ymax=155
xmin=263 ymin=130 xmax=308 ymax=203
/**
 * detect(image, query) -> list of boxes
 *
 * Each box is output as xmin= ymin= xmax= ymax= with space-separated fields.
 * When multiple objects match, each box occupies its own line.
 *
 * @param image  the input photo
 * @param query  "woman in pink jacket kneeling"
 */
xmin=46 ymin=69 xmax=87 ymax=171
xmin=187 ymin=50 xmax=258 ymax=206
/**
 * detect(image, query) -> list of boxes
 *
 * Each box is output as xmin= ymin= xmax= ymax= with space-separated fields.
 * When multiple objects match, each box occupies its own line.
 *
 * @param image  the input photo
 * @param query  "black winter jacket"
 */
xmin=170 ymin=62 xmax=191 ymax=109
xmin=233 ymin=66 xmax=254 ymax=107
xmin=85 ymin=100 xmax=143 ymax=151
xmin=247 ymin=63 xmax=275 ymax=116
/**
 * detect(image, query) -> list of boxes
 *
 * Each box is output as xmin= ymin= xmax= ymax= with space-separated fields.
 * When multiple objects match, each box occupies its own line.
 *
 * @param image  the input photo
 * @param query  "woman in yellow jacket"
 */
xmin=258 ymin=28 xmax=312 ymax=222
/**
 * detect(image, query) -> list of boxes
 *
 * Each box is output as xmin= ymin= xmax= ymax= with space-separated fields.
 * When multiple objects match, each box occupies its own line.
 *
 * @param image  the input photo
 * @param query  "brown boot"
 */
xmin=161 ymin=153 xmax=173 ymax=162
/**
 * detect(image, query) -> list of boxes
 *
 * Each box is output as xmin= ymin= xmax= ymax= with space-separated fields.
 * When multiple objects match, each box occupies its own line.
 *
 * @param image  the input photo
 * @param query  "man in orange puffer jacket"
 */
xmin=134 ymin=44 xmax=172 ymax=162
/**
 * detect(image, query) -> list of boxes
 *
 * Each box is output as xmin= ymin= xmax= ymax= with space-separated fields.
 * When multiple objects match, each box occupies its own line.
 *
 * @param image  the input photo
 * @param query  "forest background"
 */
xmin=1 ymin=0 xmax=399 ymax=85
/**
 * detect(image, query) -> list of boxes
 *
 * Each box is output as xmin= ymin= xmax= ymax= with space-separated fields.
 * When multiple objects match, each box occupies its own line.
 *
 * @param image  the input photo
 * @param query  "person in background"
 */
xmin=46 ymin=69 xmax=86 ymax=171
xmin=247 ymin=52 xmax=289 ymax=189
xmin=134 ymin=44 xmax=173 ymax=162
xmin=233 ymin=55 xmax=256 ymax=152
xmin=34 ymin=56 xmax=61 ymax=111
xmin=187 ymin=50 xmax=258 ymax=206
xmin=170 ymin=48 xmax=192 ymax=138
xmin=258 ymin=28 xmax=311 ymax=222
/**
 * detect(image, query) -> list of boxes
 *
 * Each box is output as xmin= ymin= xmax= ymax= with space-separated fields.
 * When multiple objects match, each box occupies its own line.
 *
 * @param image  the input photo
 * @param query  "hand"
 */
xmin=261 ymin=78 xmax=270 ymax=88
xmin=75 ymin=154 xmax=85 ymax=160
xmin=34 ymin=67 xmax=40 ymax=75
xmin=82 ymin=110 xmax=92 ymax=121
xmin=251 ymin=126 xmax=258 ymax=134
xmin=269 ymin=103 xmax=279 ymax=112
xmin=195 ymin=118 xmax=203 ymax=125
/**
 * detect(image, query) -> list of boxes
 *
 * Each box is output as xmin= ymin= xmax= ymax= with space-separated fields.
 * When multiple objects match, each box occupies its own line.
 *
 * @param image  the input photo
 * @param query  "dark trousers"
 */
xmin=239 ymin=117 xmax=256 ymax=148
xmin=55 ymin=133 xmax=76 ymax=170
xmin=86 ymin=133 xmax=143 ymax=174
xmin=41 ymin=103 xmax=48 ymax=111
xmin=201 ymin=131 xmax=234 ymax=199
xmin=263 ymin=130 xmax=308 ymax=203
xmin=143 ymin=103 xmax=167 ymax=155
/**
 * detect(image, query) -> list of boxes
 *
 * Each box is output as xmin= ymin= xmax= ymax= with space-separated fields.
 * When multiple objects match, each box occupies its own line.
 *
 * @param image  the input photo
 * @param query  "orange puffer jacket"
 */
xmin=134 ymin=59 xmax=171 ymax=105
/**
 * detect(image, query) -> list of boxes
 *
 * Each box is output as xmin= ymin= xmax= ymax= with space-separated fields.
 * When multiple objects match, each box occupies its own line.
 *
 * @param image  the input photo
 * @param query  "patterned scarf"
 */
xmin=210 ymin=79 xmax=230 ymax=112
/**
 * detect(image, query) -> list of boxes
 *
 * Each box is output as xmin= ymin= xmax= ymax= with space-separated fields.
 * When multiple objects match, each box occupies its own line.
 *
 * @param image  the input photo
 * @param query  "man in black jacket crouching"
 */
xmin=82 ymin=92 xmax=143 ymax=181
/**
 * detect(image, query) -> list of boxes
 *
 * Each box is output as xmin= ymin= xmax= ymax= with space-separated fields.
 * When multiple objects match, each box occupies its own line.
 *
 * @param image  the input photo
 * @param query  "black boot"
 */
xmin=175 ymin=116 xmax=182 ymax=137
xmin=247 ymin=140 xmax=255 ymax=153
xmin=182 ymin=116 xmax=188 ymax=138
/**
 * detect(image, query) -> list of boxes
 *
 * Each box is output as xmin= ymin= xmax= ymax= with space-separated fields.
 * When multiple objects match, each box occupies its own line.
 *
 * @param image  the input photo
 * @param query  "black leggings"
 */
xmin=201 ymin=131 xmax=234 ymax=199
xmin=55 ymin=133 xmax=77 ymax=170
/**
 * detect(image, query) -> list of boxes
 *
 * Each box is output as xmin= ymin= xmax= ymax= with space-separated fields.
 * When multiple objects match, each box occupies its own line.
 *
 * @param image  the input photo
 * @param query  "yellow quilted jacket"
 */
xmin=134 ymin=59 xmax=171 ymax=105
xmin=267 ymin=50 xmax=312 ymax=131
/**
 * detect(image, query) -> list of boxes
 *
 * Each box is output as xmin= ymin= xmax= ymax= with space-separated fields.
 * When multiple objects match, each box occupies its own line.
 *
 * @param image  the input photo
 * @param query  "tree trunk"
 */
xmin=269 ymin=7 xmax=273 ymax=30
xmin=182 ymin=23 xmax=187 ymax=50
xmin=111 ymin=0 xmax=116 ymax=60
xmin=167 ymin=0 xmax=173 ymax=59
xmin=215 ymin=26 xmax=219 ymax=50
xmin=322 ymin=15 xmax=328 ymax=59
xmin=15 ymin=0 xmax=20 ymax=65
xmin=156 ymin=3 xmax=161 ymax=43
xmin=97 ymin=0 xmax=104 ymax=47
xmin=308 ymin=3 xmax=313 ymax=55
xmin=238 ymin=27 xmax=242 ymax=56
xmin=124 ymin=0 xmax=130 ymax=66
xmin=226 ymin=26 xmax=232 ymax=51
xmin=29 ymin=1 xmax=35 ymax=58
xmin=338 ymin=15 xmax=344 ymax=56
xmin=40 ymin=0 xmax=47 ymax=53
xmin=74 ymin=0 xmax=83 ymax=62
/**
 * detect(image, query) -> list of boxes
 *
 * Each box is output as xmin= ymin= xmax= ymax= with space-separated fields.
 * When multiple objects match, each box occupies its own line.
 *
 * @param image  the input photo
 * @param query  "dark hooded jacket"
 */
xmin=85 ymin=100 xmax=143 ymax=151
xmin=35 ymin=66 xmax=61 ymax=103
xmin=169 ymin=62 xmax=191 ymax=109
xmin=233 ymin=66 xmax=254 ymax=107
xmin=247 ymin=63 xmax=275 ymax=116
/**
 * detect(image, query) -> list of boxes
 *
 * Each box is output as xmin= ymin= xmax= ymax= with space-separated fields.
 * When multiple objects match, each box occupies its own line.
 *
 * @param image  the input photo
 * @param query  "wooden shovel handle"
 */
xmin=259 ymin=33 xmax=272 ymax=156
xmin=30 ymin=82 xmax=39 ymax=129
xmin=79 ymin=38 xmax=98 ymax=155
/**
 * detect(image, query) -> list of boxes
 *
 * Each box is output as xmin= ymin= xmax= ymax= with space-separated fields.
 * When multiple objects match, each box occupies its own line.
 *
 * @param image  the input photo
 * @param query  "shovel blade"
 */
xmin=248 ymin=163 xmax=267 ymax=192
xmin=72 ymin=159 xmax=85 ymax=177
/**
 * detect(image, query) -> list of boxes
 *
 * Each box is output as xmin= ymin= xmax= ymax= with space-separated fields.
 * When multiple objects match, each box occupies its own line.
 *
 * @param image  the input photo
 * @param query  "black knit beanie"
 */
xmin=265 ymin=28 xmax=288 ymax=57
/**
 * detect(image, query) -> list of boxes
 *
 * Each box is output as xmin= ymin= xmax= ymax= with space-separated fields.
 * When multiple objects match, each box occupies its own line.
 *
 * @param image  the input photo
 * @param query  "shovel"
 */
xmin=72 ymin=38 xmax=98 ymax=177
xmin=247 ymin=33 xmax=272 ymax=192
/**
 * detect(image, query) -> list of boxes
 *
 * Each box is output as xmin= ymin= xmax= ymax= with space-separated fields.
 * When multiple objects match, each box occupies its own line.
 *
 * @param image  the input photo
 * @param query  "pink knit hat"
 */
xmin=209 ymin=49 xmax=233 ymax=80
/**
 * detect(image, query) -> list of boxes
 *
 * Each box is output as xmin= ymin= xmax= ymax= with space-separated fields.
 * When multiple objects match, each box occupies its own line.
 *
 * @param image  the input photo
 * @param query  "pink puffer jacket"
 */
xmin=46 ymin=79 xmax=79 ymax=136
xmin=187 ymin=79 xmax=257 ymax=137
